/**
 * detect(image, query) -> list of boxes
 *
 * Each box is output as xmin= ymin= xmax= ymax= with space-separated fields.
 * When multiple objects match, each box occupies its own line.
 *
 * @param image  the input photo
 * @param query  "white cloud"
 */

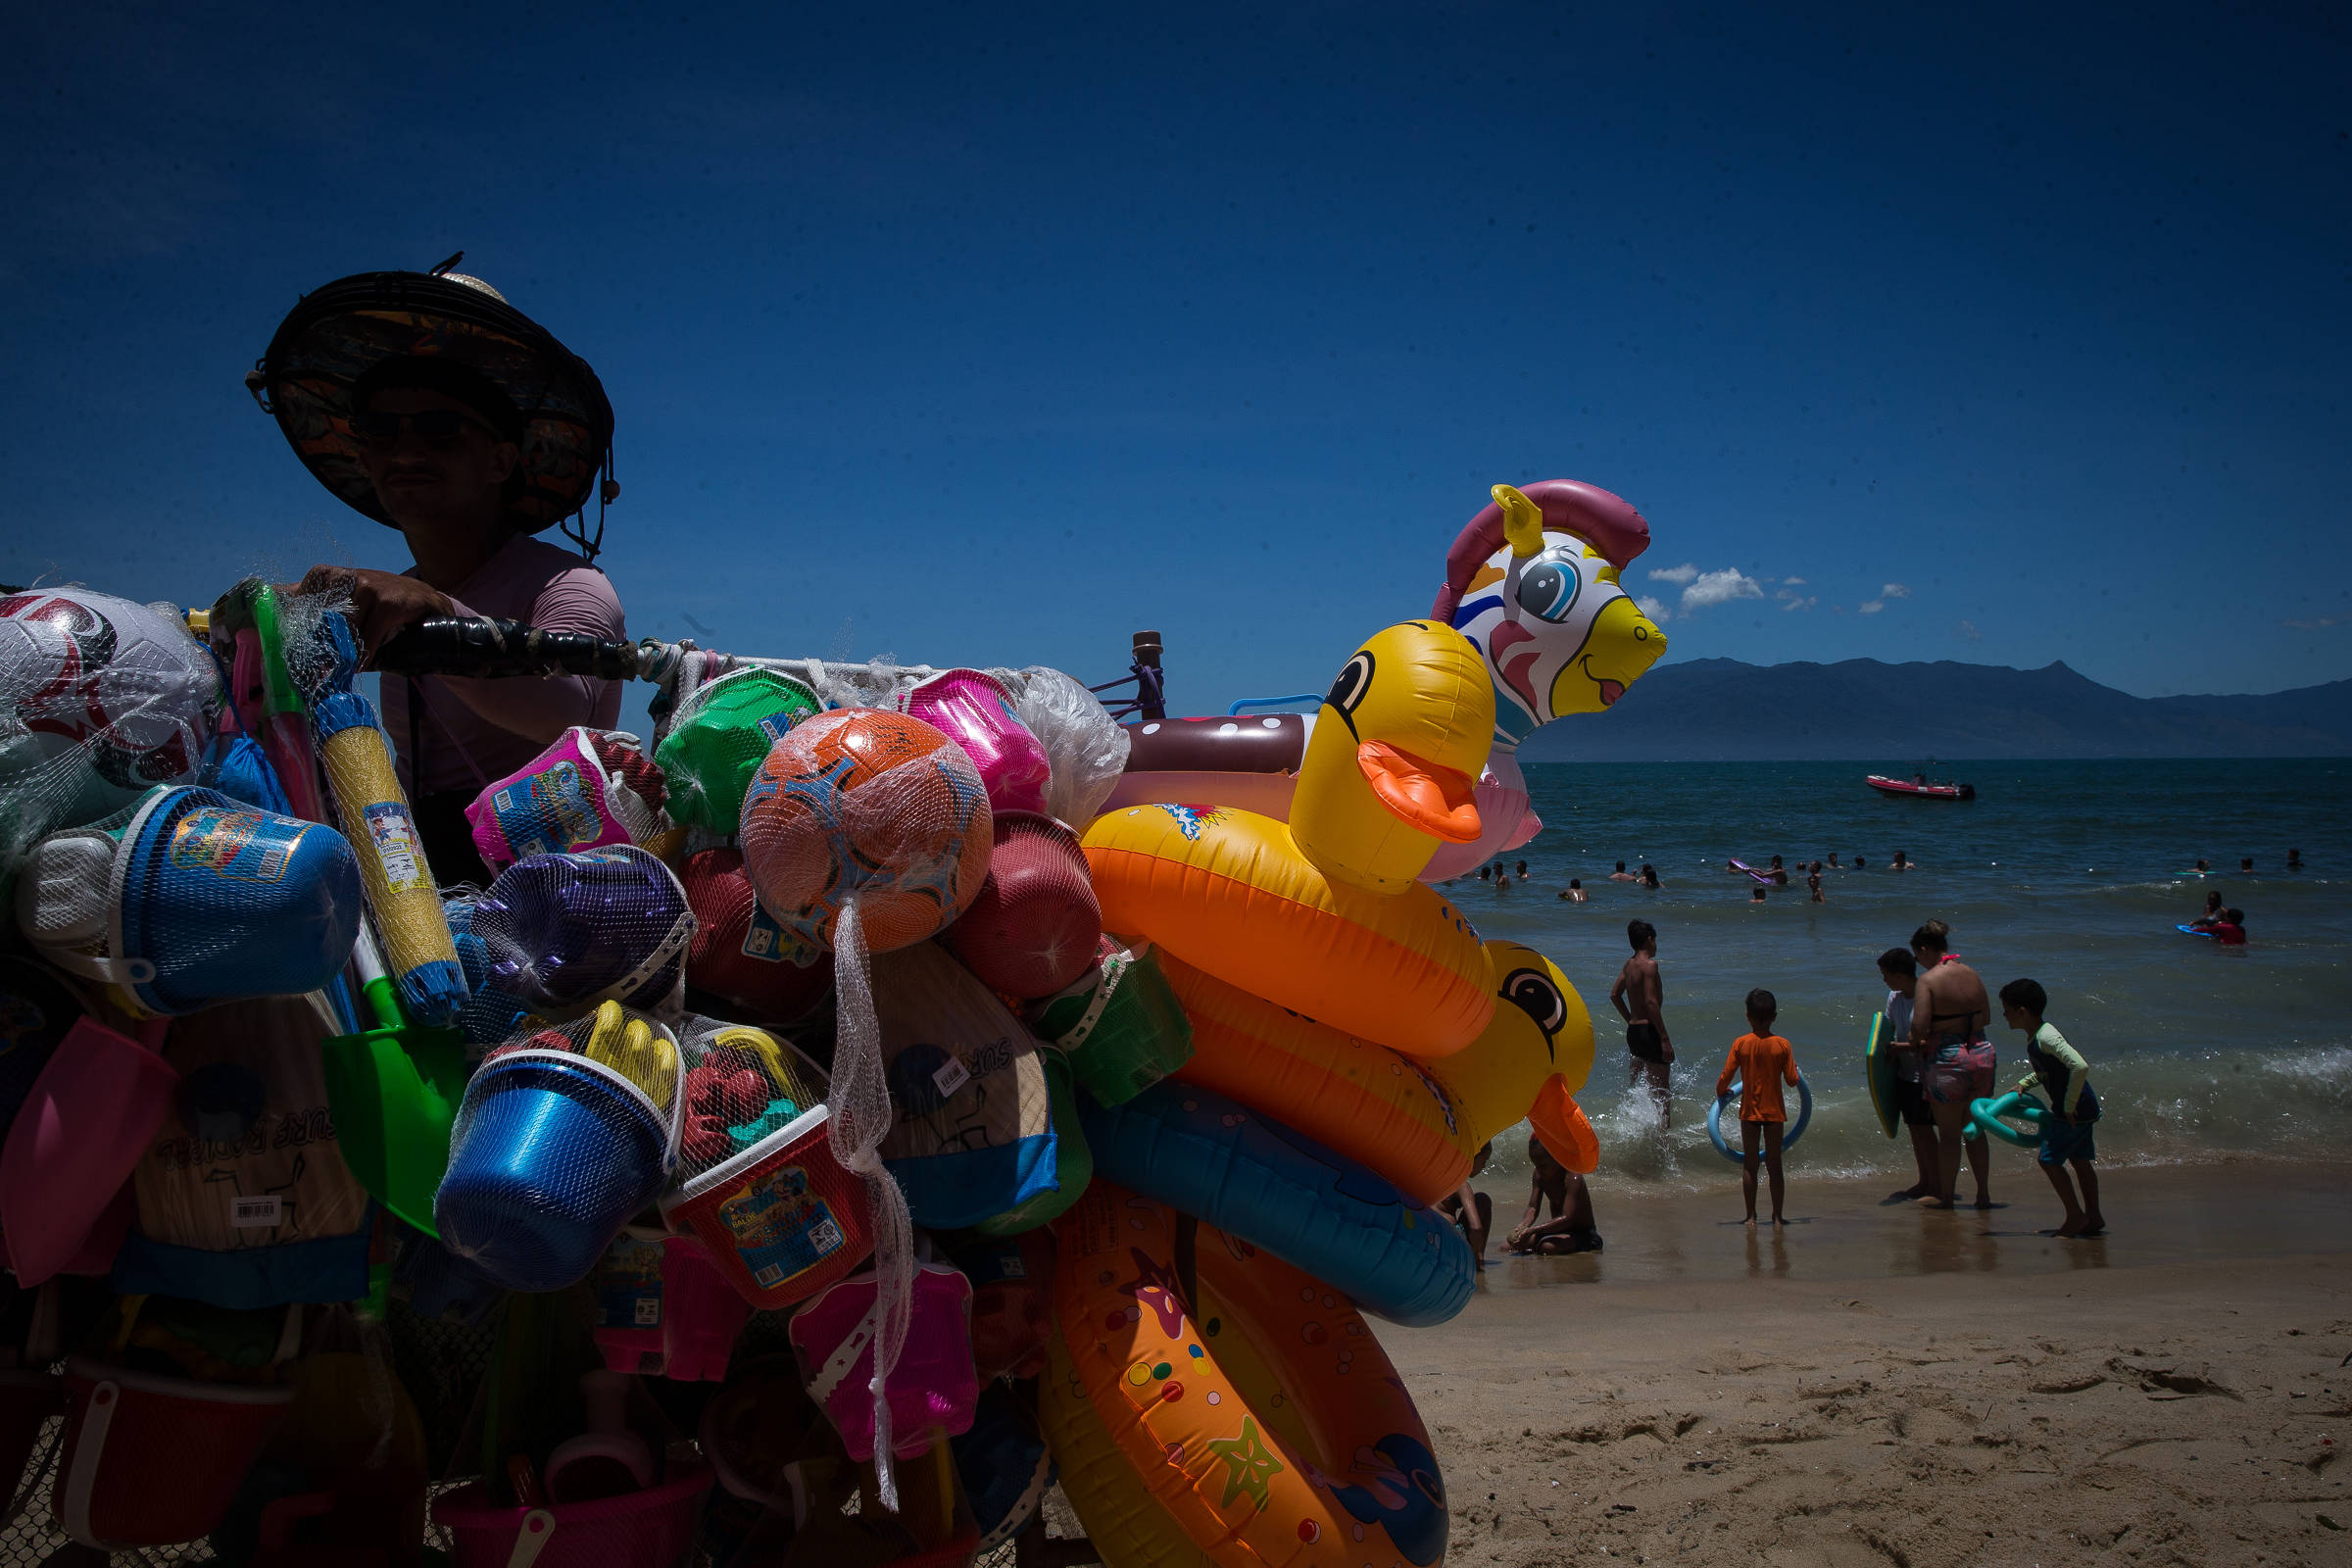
xmin=1635 ymin=595 xmax=1672 ymax=624
xmin=1881 ymin=582 xmax=1911 ymax=600
xmin=2284 ymin=615 xmax=2342 ymax=630
xmin=1647 ymin=563 xmax=1699 ymax=586
xmin=1679 ymin=568 xmax=1766 ymax=614
xmin=1955 ymin=618 xmax=1983 ymax=642
xmin=1781 ymin=595 xmax=1817 ymax=612
xmin=1783 ymin=576 xmax=1807 ymax=586
xmin=1858 ymin=599 xmax=1886 ymax=615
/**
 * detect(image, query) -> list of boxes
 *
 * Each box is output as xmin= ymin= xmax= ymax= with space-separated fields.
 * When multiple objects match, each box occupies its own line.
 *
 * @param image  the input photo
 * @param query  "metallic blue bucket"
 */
xmin=433 ymin=1054 xmax=670 ymax=1293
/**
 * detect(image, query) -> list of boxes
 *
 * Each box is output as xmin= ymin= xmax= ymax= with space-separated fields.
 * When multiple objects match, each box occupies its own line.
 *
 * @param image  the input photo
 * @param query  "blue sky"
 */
xmin=4 ymin=3 xmax=2348 ymax=722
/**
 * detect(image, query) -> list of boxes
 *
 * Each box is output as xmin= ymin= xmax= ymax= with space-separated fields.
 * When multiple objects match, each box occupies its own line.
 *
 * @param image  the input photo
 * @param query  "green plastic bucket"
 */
xmin=1025 ymin=941 xmax=1193 ymax=1107
xmin=320 ymin=1020 xmax=470 ymax=1237
xmin=654 ymin=669 xmax=824 ymax=834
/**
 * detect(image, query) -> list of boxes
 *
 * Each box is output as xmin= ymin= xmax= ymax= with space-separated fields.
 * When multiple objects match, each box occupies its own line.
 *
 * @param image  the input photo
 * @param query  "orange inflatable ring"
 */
xmin=1160 ymin=954 xmax=1469 ymax=1205
xmin=1081 ymin=804 xmax=1493 ymax=1058
xmin=1043 ymin=1182 xmax=1447 ymax=1568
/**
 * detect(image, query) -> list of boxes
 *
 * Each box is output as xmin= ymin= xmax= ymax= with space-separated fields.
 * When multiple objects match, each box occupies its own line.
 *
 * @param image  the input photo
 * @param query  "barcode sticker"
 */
xmin=931 ymin=1056 xmax=971 ymax=1099
xmin=808 ymin=1218 xmax=845 ymax=1256
xmin=633 ymin=1297 xmax=661 ymax=1326
xmin=230 ymin=1196 xmax=283 ymax=1228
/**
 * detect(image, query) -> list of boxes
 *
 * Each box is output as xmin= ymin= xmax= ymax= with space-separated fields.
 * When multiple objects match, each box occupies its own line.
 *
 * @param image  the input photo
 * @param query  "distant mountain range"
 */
xmin=1520 ymin=658 xmax=2352 ymax=761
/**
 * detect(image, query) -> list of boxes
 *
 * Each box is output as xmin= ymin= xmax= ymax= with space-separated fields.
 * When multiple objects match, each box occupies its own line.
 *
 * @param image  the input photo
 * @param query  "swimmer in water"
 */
xmin=1515 ymin=859 xmax=1528 ymax=878
xmin=2239 ymin=857 xmax=2254 ymax=873
xmin=2193 ymin=858 xmax=2211 ymax=875
xmin=1641 ymin=863 xmax=1661 ymax=888
xmin=1827 ymin=853 xmax=1840 ymax=868
xmin=1559 ymin=879 xmax=1588 ymax=903
xmin=1749 ymin=885 xmax=1767 ymax=905
xmin=1808 ymin=869 xmax=1825 ymax=904
xmin=1891 ymin=850 xmax=1912 ymax=872
xmin=2288 ymin=848 xmax=2303 ymax=869
xmin=2190 ymin=890 xmax=2224 ymax=929
xmin=1494 ymin=873 xmax=1512 ymax=893
xmin=1609 ymin=860 xmax=1638 ymax=883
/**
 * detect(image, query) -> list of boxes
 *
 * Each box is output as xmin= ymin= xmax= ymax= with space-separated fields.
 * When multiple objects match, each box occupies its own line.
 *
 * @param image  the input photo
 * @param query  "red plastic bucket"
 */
xmin=433 ymin=1462 xmax=711 ymax=1568
xmin=659 ymin=1104 xmax=867 ymax=1310
xmin=54 ymin=1357 xmax=292 ymax=1547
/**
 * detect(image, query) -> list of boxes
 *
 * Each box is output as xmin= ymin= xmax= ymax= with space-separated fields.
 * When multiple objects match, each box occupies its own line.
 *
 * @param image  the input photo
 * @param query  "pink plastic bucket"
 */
xmin=433 ymin=1463 xmax=711 ymax=1568
xmin=0 ymin=1018 xmax=180 ymax=1284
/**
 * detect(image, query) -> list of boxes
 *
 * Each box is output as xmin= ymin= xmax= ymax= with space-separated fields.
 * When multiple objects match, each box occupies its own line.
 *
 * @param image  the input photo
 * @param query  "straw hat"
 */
xmin=250 ymin=256 xmax=616 ymax=553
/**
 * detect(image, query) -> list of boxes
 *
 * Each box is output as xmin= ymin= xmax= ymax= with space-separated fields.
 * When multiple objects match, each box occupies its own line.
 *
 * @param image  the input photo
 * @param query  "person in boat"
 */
xmin=261 ymin=265 xmax=624 ymax=885
xmin=1611 ymin=919 xmax=1674 ymax=1127
xmin=1640 ymin=862 xmax=1661 ymax=888
xmin=1907 ymin=919 xmax=1994 ymax=1209
xmin=1609 ymin=860 xmax=1638 ymax=882
xmin=1559 ymin=879 xmax=1588 ymax=903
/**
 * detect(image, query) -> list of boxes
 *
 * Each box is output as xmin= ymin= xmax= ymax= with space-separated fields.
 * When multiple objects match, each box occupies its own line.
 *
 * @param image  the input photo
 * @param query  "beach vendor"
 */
xmin=254 ymin=262 xmax=624 ymax=883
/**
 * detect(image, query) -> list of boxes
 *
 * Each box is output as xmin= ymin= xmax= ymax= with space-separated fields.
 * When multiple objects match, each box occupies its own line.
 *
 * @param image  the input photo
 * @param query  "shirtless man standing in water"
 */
xmin=1611 ymin=919 xmax=1674 ymax=1127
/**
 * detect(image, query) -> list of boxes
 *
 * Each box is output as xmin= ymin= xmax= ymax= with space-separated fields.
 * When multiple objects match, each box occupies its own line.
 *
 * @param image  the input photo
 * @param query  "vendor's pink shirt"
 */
xmin=380 ymin=533 xmax=625 ymax=795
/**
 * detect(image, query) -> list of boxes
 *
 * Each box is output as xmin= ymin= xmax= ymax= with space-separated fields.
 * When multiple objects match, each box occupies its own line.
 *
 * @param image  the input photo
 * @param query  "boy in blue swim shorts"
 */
xmin=1998 ymin=978 xmax=2105 ymax=1239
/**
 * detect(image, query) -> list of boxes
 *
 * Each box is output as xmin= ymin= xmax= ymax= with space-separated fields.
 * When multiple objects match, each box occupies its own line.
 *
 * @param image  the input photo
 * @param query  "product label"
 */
xmin=170 ymin=808 xmax=298 ymax=882
xmin=717 ymin=1163 xmax=846 ymax=1291
xmin=362 ymin=802 xmax=429 ymax=893
xmin=593 ymin=1234 xmax=664 ymax=1330
xmin=491 ymin=759 xmax=605 ymax=858
xmin=740 ymin=897 xmax=823 ymax=967
xmin=229 ymin=1195 xmax=283 ymax=1228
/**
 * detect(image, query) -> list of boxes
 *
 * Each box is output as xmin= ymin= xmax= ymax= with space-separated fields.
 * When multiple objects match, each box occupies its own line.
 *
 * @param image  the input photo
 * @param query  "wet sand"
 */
xmin=1380 ymin=1159 xmax=2352 ymax=1565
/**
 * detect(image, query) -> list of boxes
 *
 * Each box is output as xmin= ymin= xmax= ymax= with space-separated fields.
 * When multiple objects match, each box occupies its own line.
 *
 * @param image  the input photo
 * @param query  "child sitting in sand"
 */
xmin=1717 ymin=989 xmax=1801 ymax=1226
xmin=1504 ymin=1135 xmax=1602 ymax=1254
xmin=1997 ymin=978 xmax=2105 ymax=1239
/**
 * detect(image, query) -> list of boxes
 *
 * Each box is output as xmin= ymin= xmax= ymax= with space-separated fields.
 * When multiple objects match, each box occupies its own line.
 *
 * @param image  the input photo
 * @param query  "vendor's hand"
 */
xmin=292 ymin=566 xmax=452 ymax=665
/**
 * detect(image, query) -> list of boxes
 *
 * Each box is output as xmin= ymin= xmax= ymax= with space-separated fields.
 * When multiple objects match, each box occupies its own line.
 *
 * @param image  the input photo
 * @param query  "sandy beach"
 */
xmin=1375 ymin=1159 xmax=2352 ymax=1566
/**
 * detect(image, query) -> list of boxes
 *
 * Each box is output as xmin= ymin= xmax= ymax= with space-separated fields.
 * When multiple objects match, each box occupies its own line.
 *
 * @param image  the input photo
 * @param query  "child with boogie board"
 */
xmin=1998 ymin=978 xmax=2105 ymax=1239
xmin=1716 ymin=990 xmax=1801 ymax=1226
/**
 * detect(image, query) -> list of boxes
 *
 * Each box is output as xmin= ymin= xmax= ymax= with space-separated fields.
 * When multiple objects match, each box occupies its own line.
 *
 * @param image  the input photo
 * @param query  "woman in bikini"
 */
xmin=1907 ymin=919 xmax=1995 ymax=1209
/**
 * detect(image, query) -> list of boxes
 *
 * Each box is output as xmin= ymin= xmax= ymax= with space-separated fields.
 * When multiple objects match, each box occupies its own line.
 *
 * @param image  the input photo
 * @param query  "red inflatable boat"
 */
xmin=1866 ymin=774 xmax=1975 ymax=801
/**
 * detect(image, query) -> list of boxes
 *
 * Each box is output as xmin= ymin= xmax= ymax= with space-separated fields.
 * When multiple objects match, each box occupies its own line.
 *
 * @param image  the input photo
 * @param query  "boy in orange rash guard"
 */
xmin=1717 ymin=988 xmax=1801 ymax=1226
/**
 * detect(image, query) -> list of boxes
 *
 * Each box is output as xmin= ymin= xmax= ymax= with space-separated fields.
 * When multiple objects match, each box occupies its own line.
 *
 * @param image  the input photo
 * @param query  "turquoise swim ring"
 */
xmin=1968 ymin=1090 xmax=2049 ymax=1149
xmin=1705 ymin=1072 xmax=1813 ymax=1163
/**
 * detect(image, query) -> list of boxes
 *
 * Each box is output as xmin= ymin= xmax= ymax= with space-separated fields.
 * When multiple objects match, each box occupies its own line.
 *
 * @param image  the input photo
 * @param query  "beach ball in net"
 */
xmin=738 ymin=708 xmax=993 ymax=954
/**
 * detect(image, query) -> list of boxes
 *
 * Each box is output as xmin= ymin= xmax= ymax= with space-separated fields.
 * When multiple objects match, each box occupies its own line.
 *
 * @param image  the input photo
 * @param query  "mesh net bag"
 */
xmin=1024 ymin=936 xmax=1194 ymax=1105
xmin=463 ymin=726 xmax=667 ymax=871
xmin=0 ymin=588 xmax=220 ymax=893
xmin=653 ymin=666 xmax=823 ymax=833
xmin=469 ymin=843 xmax=695 ymax=1022
xmin=942 ymin=810 xmax=1102 ymax=1000
xmin=661 ymin=1016 xmax=868 ymax=1310
xmin=12 ymin=784 xmax=363 ymax=1016
xmin=1003 ymin=664 xmax=1129 ymax=827
xmin=677 ymin=846 xmax=834 ymax=1025
xmin=435 ymin=1002 xmax=682 ymax=1293
xmin=736 ymin=708 xmax=993 ymax=956
xmin=899 ymin=668 xmax=1053 ymax=815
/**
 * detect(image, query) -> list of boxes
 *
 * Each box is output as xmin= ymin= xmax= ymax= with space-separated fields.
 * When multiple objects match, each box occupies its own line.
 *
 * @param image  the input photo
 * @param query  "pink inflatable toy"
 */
xmin=1419 ymin=753 xmax=1544 ymax=881
xmin=900 ymin=669 xmax=1051 ymax=816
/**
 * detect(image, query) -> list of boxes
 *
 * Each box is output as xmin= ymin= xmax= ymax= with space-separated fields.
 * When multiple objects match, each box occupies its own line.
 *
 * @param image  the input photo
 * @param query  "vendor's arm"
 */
xmin=429 ymin=566 xmax=623 ymax=743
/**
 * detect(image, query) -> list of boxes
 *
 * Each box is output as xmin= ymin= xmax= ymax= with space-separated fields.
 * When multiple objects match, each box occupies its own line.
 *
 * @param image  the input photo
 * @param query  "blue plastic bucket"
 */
xmin=434 ymin=1054 xmax=672 ymax=1293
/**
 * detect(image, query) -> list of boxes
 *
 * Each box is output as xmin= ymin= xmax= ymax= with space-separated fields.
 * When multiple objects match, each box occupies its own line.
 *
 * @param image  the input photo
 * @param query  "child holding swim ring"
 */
xmin=1717 ymin=989 xmax=1801 ymax=1226
xmin=1998 ymin=979 xmax=2105 ymax=1239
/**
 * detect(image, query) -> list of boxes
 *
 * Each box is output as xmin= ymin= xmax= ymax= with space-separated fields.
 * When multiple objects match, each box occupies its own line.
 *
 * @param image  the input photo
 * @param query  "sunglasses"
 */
xmin=349 ymin=409 xmax=505 ymax=449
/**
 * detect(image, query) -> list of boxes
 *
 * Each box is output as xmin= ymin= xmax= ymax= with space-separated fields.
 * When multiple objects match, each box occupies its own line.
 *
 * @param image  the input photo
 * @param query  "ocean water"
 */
xmin=1456 ymin=759 xmax=2352 ymax=1194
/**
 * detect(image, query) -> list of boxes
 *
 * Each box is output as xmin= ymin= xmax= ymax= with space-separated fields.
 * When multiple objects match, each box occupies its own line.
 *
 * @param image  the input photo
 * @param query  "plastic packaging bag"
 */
xmin=1004 ymin=665 xmax=1129 ymax=827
